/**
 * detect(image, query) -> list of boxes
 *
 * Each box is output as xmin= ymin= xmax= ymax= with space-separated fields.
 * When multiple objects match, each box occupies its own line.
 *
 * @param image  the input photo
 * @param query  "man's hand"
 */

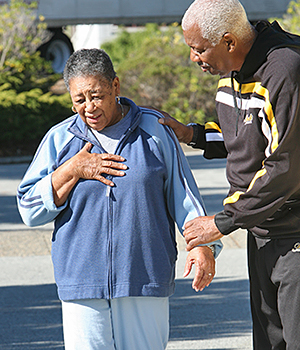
xmin=158 ymin=114 xmax=194 ymax=144
xmin=184 ymin=215 xmax=224 ymax=251
xmin=183 ymin=246 xmax=215 ymax=292
xmin=140 ymin=106 xmax=194 ymax=144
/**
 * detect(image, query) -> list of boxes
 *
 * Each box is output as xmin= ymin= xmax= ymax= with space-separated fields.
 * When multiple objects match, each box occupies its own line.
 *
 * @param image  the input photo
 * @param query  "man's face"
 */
xmin=183 ymin=25 xmax=233 ymax=76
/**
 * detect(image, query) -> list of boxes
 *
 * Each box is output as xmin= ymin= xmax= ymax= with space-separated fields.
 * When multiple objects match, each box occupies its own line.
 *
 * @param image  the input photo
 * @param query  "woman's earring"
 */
xmin=72 ymin=106 xmax=77 ymax=113
xmin=116 ymin=96 xmax=120 ymax=105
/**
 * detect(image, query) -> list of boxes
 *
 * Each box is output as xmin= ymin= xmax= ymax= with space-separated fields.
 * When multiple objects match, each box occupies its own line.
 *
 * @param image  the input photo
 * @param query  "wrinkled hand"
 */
xmin=184 ymin=215 xmax=224 ymax=251
xmin=141 ymin=106 xmax=193 ymax=144
xmin=158 ymin=114 xmax=194 ymax=144
xmin=52 ymin=142 xmax=128 ymax=207
xmin=183 ymin=246 xmax=215 ymax=292
xmin=73 ymin=142 xmax=128 ymax=187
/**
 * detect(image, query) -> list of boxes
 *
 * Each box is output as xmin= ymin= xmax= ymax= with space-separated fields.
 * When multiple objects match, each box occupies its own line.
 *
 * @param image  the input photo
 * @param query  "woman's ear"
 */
xmin=113 ymin=76 xmax=121 ymax=96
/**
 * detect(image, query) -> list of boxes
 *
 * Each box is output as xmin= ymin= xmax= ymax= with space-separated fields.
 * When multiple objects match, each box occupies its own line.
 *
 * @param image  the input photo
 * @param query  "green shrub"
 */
xmin=0 ymin=0 xmax=72 ymax=156
xmin=102 ymin=23 xmax=219 ymax=125
xmin=271 ymin=0 xmax=300 ymax=34
xmin=0 ymin=86 xmax=71 ymax=156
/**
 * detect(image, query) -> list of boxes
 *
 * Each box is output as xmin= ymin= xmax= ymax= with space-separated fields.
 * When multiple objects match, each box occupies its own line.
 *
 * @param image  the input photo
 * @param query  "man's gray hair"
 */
xmin=63 ymin=48 xmax=117 ymax=91
xmin=182 ymin=0 xmax=253 ymax=46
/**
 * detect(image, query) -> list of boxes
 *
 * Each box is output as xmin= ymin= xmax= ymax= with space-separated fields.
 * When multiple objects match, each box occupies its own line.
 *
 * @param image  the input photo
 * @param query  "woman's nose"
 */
xmin=85 ymin=100 xmax=95 ymax=112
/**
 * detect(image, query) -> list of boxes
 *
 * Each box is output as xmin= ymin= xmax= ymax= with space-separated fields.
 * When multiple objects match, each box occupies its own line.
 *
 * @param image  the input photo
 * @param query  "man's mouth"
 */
xmin=198 ymin=62 xmax=211 ymax=72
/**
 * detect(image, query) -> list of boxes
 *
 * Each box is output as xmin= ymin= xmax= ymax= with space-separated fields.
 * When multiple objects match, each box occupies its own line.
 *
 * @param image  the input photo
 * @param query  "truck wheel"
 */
xmin=39 ymin=29 xmax=74 ymax=73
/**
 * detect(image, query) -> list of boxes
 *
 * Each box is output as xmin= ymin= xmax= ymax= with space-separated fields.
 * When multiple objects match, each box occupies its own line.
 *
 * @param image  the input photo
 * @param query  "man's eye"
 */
xmin=192 ymin=47 xmax=204 ymax=54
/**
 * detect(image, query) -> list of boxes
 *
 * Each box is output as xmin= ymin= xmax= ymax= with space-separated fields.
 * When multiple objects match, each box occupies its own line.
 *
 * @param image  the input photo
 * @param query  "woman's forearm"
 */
xmin=51 ymin=158 xmax=79 ymax=207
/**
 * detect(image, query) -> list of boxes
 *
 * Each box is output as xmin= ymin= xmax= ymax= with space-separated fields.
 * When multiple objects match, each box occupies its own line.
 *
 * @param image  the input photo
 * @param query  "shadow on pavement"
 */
xmin=0 ymin=196 xmax=23 ymax=225
xmin=0 ymin=164 xmax=28 ymax=180
xmin=0 ymin=284 xmax=63 ymax=350
xmin=0 ymin=277 xmax=251 ymax=349
xmin=187 ymin=154 xmax=227 ymax=170
xmin=201 ymin=193 xmax=227 ymax=215
xmin=170 ymin=277 xmax=251 ymax=341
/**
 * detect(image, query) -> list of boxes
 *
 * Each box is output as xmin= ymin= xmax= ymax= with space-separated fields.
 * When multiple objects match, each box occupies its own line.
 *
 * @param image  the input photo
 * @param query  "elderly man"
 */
xmin=159 ymin=0 xmax=300 ymax=349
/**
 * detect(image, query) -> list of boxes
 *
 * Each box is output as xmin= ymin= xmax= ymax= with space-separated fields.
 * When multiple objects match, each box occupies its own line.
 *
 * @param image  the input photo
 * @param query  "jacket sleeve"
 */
xmin=191 ymin=122 xmax=228 ymax=159
xmin=17 ymin=128 xmax=69 ymax=227
xmin=155 ymin=119 xmax=223 ymax=257
xmin=218 ymin=50 xmax=300 ymax=232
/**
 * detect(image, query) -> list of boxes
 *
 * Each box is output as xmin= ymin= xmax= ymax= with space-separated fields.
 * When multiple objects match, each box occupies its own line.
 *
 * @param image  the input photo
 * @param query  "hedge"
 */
xmin=0 ymin=86 xmax=71 ymax=156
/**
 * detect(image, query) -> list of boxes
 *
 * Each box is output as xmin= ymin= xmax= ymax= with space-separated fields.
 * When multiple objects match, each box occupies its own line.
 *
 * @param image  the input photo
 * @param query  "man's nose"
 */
xmin=190 ymin=49 xmax=202 ymax=63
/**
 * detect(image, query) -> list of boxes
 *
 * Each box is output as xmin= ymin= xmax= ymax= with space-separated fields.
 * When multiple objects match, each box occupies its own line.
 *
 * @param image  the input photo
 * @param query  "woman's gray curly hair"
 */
xmin=182 ymin=0 xmax=254 ymax=46
xmin=63 ymin=48 xmax=117 ymax=91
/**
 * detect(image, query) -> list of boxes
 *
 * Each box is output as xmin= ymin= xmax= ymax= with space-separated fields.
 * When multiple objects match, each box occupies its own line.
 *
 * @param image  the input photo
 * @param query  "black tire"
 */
xmin=39 ymin=29 xmax=74 ymax=73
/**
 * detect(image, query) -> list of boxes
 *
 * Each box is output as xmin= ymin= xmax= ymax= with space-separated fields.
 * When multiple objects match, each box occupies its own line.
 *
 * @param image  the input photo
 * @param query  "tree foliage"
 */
xmin=272 ymin=0 xmax=300 ymax=34
xmin=102 ymin=23 xmax=219 ymax=124
xmin=0 ymin=0 xmax=51 ymax=69
xmin=0 ymin=0 xmax=71 ymax=156
xmin=0 ymin=0 xmax=59 ymax=92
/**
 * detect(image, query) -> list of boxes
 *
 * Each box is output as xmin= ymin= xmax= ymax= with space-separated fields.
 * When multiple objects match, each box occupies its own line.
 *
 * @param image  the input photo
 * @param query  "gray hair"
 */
xmin=63 ymin=48 xmax=117 ymax=91
xmin=182 ymin=0 xmax=253 ymax=46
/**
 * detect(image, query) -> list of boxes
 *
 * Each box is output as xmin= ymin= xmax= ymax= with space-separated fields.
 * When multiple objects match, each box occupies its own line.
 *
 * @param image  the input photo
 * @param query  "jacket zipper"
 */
xmin=231 ymin=73 xmax=242 ymax=136
xmin=70 ymin=111 xmax=141 ymax=298
xmin=104 ymin=116 xmax=138 ymax=299
xmin=107 ymin=184 xmax=113 ymax=299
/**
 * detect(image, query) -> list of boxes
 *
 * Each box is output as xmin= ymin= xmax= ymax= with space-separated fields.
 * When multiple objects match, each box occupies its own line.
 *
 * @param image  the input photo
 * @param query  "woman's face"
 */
xmin=69 ymin=75 xmax=121 ymax=131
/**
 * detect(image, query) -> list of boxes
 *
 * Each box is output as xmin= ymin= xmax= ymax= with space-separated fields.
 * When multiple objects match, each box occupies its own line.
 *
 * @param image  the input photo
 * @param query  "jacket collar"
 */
xmin=234 ymin=21 xmax=300 ymax=83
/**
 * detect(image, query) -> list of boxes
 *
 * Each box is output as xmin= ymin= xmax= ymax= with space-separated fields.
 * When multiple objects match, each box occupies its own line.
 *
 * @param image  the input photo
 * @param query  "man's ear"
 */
xmin=223 ymin=33 xmax=237 ymax=53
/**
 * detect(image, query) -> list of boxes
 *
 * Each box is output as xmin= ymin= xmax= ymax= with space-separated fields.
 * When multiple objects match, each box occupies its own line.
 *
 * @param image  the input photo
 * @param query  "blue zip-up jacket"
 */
xmin=17 ymin=98 xmax=222 ymax=301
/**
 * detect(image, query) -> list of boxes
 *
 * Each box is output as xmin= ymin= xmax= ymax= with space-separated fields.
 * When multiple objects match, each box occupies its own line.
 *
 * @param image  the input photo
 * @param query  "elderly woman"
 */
xmin=17 ymin=49 xmax=222 ymax=350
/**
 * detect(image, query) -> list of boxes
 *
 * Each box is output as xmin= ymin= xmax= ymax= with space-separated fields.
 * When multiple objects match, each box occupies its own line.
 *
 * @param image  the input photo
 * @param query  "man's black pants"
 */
xmin=248 ymin=233 xmax=300 ymax=350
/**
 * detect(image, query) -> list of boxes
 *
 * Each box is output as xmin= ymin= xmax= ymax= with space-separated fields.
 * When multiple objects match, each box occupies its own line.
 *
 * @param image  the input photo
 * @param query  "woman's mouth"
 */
xmin=86 ymin=114 xmax=101 ymax=123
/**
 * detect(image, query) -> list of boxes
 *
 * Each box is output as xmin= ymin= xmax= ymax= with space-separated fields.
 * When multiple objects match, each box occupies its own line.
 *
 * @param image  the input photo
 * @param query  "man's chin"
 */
xmin=199 ymin=66 xmax=217 ymax=75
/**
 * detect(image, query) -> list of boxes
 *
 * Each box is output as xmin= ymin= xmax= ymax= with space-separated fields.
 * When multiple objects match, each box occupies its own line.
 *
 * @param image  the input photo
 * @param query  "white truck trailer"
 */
xmin=1 ymin=0 xmax=291 ymax=72
xmin=37 ymin=0 xmax=291 ymax=27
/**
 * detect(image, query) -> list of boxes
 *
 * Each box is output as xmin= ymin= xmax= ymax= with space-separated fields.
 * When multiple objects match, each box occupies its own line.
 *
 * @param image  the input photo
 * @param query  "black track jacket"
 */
xmin=193 ymin=21 xmax=300 ymax=239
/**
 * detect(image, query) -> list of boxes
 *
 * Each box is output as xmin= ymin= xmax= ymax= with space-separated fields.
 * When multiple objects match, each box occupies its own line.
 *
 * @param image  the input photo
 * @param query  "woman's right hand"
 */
xmin=73 ymin=142 xmax=127 ymax=186
xmin=52 ymin=142 xmax=127 ymax=207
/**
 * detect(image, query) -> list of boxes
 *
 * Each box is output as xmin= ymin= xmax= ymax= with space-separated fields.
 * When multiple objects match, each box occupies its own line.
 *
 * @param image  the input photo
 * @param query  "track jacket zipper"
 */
xmin=231 ymin=73 xmax=242 ymax=136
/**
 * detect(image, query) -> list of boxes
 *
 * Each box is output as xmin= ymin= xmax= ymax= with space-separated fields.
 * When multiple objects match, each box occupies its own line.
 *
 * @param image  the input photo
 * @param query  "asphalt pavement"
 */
xmin=0 ymin=148 xmax=252 ymax=350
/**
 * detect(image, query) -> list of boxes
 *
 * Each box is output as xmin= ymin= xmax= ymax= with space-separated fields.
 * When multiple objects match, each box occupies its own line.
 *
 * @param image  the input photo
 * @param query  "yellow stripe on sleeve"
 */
xmin=223 ymin=168 xmax=267 ymax=205
xmin=205 ymin=122 xmax=222 ymax=133
xmin=218 ymin=78 xmax=279 ymax=153
xmin=223 ymin=191 xmax=244 ymax=205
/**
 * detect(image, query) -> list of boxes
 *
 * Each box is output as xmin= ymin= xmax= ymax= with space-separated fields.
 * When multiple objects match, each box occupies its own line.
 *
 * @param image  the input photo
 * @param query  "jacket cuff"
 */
xmin=214 ymin=211 xmax=239 ymax=235
xmin=188 ymin=124 xmax=206 ymax=149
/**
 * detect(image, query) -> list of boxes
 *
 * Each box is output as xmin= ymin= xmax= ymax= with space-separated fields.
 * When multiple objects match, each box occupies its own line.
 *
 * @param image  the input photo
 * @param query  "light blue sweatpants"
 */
xmin=61 ymin=296 xmax=169 ymax=350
